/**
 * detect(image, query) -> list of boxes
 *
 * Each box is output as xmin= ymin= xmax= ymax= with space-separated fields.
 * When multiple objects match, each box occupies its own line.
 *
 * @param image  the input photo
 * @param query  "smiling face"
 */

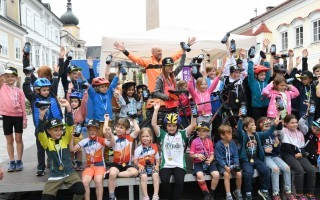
xmin=87 ymin=126 xmax=100 ymax=138
xmin=196 ymin=78 xmax=208 ymax=92
xmin=284 ymin=118 xmax=298 ymax=132
xmin=197 ymin=128 xmax=209 ymax=139
xmin=70 ymin=98 xmax=80 ymax=109
xmin=4 ymin=74 xmax=17 ymax=86
xmin=230 ymin=70 xmax=241 ymax=80
xmin=115 ymin=124 xmax=128 ymax=136
xmin=276 ymin=81 xmax=287 ymax=92
xmin=141 ymin=131 xmax=152 ymax=146
xmin=164 ymin=64 xmax=174 ymax=74
xmin=257 ymin=72 xmax=267 ymax=82
xmin=69 ymin=71 xmax=79 ymax=81
xmin=245 ymin=122 xmax=256 ymax=134
xmin=125 ymin=85 xmax=135 ymax=97
xmin=47 ymin=126 xmax=64 ymax=140
xmin=39 ymin=87 xmax=50 ymax=97
xmin=97 ymin=84 xmax=108 ymax=93
xmin=166 ymin=123 xmax=178 ymax=134
xmin=207 ymin=68 xmax=216 ymax=79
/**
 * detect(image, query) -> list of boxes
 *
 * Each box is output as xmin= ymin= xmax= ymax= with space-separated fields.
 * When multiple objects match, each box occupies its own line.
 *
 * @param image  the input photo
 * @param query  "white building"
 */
xmin=230 ymin=0 xmax=320 ymax=68
xmin=20 ymin=0 xmax=62 ymax=69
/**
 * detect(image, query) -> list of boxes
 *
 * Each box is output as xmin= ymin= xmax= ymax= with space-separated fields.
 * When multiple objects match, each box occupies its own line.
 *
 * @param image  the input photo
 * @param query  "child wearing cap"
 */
xmin=215 ymin=125 xmax=242 ymax=200
xmin=190 ymin=121 xmax=219 ymax=200
xmin=0 ymin=65 xmax=27 ymax=172
xmin=67 ymin=82 xmax=89 ymax=171
xmin=23 ymin=76 xmax=63 ymax=176
xmin=152 ymin=103 xmax=196 ymax=200
xmin=247 ymin=47 xmax=271 ymax=120
xmin=38 ymin=98 xmax=85 ymax=199
xmin=136 ymin=84 xmax=148 ymax=124
xmin=298 ymin=112 xmax=320 ymax=172
xmin=237 ymin=110 xmax=280 ymax=200
xmin=106 ymin=117 xmax=140 ymax=200
xmin=70 ymin=115 xmax=115 ymax=200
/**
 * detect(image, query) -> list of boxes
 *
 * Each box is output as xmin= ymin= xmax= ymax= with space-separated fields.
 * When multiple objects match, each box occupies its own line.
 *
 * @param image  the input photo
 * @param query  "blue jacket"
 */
xmin=247 ymin=61 xmax=270 ymax=108
xmin=215 ymin=140 xmax=240 ymax=168
xmin=206 ymin=78 xmax=221 ymax=114
xmin=88 ymin=76 xmax=118 ymax=121
xmin=237 ymin=119 xmax=275 ymax=162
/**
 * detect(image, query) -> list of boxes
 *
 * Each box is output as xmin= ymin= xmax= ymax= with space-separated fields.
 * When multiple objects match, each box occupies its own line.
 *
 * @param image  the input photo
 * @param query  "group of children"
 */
xmin=0 ymin=39 xmax=320 ymax=200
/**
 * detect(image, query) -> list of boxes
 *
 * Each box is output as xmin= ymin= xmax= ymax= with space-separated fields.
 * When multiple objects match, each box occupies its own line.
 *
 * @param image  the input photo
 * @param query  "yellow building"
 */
xmin=230 ymin=0 xmax=320 ymax=69
xmin=0 ymin=0 xmax=28 ymax=87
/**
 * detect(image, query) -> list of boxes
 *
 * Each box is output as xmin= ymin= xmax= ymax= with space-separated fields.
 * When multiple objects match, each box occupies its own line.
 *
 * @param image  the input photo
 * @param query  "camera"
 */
xmin=24 ymin=42 xmax=31 ymax=54
xmin=67 ymin=51 xmax=73 ymax=60
xmin=74 ymin=124 xmax=82 ymax=137
xmin=190 ymin=102 xmax=198 ymax=117
xmin=180 ymin=42 xmax=191 ymax=52
xmin=230 ymin=164 xmax=241 ymax=172
xmin=221 ymin=32 xmax=230 ymax=44
xmin=309 ymin=100 xmax=316 ymax=115
xmin=118 ymin=63 xmax=127 ymax=76
xmin=106 ymin=55 xmax=113 ymax=64
xmin=127 ymin=111 xmax=137 ymax=119
xmin=35 ymin=101 xmax=51 ymax=110
xmin=81 ymin=81 xmax=90 ymax=89
xmin=270 ymin=44 xmax=276 ymax=56
xmin=240 ymin=102 xmax=247 ymax=118
xmin=248 ymin=46 xmax=255 ymax=58
xmin=145 ymin=159 xmax=153 ymax=175
xmin=230 ymin=39 xmax=236 ymax=53
xmin=189 ymin=54 xmax=205 ymax=76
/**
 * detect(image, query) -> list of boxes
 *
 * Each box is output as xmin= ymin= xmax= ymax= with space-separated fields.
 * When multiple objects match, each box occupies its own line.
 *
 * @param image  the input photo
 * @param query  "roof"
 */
xmin=252 ymin=23 xmax=272 ymax=36
xmin=0 ymin=15 xmax=28 ymax=34
xmin=60 ymin=0 xmax=79 ymax=25
xmin=37 ymin=0 xmax=62 ymax=24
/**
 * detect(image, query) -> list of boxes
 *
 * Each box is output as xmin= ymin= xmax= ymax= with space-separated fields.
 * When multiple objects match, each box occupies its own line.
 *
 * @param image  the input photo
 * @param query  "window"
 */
xmin=26 ymin=9 xmax=33 ymax=29
xmin=281 ymin=31 xmax=288 ymax=50
xmin=46 ymin=52 xmax=49 ymax=66
xmin=52 ymin=55 xmax=56 ymax=66
xmin=14 ymin=38 xmax=21 ymax=60
xmin=35 ymin=47 xmax=40 ymax=67
xmin=0 ymin=32 xmax=8 ymax=56
xmin=313 ymin=19 xmax=320 ymax=42
xmin=295 ymin=26 xmax=303 ymax=46
xmin=0 ymin=0 xmax=5 ymax=16
xmin=42 ymin=51 xmax=45 ymax=65
xmin=34 ymin=15 xmax=40 ymax=33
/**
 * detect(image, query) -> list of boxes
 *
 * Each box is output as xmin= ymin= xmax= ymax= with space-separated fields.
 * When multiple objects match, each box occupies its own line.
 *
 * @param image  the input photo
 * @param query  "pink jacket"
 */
xmin=187 ymin=77 xmax=219 ymax=115
xmin=0 ymin=84 xmax=27 ymax=126
xmin=262 ymin=82 xmax=299 ymax=118
xmin=67 ymin=92 xmax=88 ymax=124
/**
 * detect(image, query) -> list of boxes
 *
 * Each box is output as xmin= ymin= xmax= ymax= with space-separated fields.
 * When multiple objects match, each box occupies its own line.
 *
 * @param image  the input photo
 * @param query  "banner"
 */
xmin=182 ymin=66 xmax=191 ymax=81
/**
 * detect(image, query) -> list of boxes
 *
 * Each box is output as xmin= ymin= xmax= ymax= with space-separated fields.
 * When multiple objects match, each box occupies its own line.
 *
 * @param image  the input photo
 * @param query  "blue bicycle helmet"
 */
xmin=34 ymin=78 xmax=51 ymax=89
xmin=70 ymin=91 xmax=83 ymax=100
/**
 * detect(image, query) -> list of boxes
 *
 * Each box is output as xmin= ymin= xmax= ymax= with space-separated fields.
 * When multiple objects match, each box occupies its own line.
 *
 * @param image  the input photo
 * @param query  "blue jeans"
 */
xmin=241 ymin=159 xmax=270 ymax=193
xmin=265 ymin=156 xmax=291 ymax=195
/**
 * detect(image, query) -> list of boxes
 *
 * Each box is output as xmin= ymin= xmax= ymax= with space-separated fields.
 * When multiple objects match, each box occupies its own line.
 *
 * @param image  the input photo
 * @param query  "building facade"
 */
xmin=230 ymin=0 xmax=320 ymax=68
xmin=0 ymin=0 xmax=28 ymax=86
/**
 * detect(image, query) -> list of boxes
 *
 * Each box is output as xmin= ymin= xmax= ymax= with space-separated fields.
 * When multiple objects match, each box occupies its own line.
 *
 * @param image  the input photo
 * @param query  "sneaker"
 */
xmin=306 ymin=194 xmax=317 ymax=200
xmin=16 ymin=161 xmax=24 ymax=171
xmin=258 ymin=190 xmax=271 ymax=200
xmin=296 ymin=194 xmax=307 ymax=200
xmin=36 ymin=169 xmax=45 ymax=176
xmin=272 ymin=194 xmax=281 ymax=200
xmin=109 ymin=197 xmax=117 ymax=200
xmin=152 ymin=195 xmax=159 ymax=200
xmin=244 ymin=196 xmax=252 ymax=200
xmin=226 ymin=195 xmax=234 ymax=200
xmin=285 ymin=192 xmax=297 ymax=200
xmin=233 ymin=190 xmax=243 ymax=200
xmin=203 ymin=193 xmax=213 ymax=200
xmin=7 ymin=161 xmax=16 ymax=172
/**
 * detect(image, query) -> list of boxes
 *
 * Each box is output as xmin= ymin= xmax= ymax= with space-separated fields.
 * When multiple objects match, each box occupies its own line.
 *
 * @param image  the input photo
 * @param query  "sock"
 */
xmin=246 ymin=192 xmax=252 ymax=197
xmin=197 ymin=180 xmax=209 ymax=192
xmin=16 ymin=160 xmax=21 ymax=163
xmin=235 ymin=189 xmax=241 ymax=195
xmin=109 ymin=192 xmax=115 ymax=198
xmin=226 ymin=192 xmax=232 ymax=197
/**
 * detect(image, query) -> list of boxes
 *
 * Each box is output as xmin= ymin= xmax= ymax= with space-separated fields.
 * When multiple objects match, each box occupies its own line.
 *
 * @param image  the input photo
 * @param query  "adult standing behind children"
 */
xmin=114 ymin=37 xmax=196 ymax=91
xmin=0 ymin=65 xmax=27 ymax=172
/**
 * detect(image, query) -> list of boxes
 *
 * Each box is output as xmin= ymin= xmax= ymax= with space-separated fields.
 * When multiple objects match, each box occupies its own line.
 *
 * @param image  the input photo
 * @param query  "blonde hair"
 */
xmin=218 ymin=125 xmax=232 ymax=135
xmin=176 ymin=80 xmax=187 ymax=90
xmin=195 ymin=77 xmax=206 ymax=90
xmin=139 ymin=127 xmax=154 ymax=143
xmin=116 ymin=118 xmax=130 ymax=130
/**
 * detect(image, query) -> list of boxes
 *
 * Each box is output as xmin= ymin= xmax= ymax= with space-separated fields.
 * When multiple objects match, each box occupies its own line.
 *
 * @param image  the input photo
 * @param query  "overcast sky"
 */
xmin=44 ymin=0 xmax=286 ymax=46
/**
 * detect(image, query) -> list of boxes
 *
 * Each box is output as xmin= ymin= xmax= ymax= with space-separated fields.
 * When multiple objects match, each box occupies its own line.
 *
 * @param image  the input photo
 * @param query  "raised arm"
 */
xmin=152 ymin=103 xmax=160 ymax=137
xmin=185 ymin=115 xmax=196 ymax=136
xmin=298 ymin=115 xmax=309 ymax=135
xmin=131 ymin=118 xmax=140 ymax=138
xmin=114 ymin=42 xmax=150 ymax=68
xmin=173 ymin=53 xmax=186 ymax=76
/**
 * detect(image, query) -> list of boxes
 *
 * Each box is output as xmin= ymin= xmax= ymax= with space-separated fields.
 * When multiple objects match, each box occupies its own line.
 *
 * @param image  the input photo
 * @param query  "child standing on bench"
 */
xmin=152 ymin=103 xmax=196 ymax=200
xmin=190 ymin=121 xmax=220 ymax=200
xmin=133 ymin=127 xmax=160 ymax=200
xmin=215 ymin=125 xmax=242 ymax=200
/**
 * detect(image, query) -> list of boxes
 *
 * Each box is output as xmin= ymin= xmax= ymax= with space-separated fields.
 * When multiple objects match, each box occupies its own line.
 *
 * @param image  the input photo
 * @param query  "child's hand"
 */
xmin=87 ymin=57 xmax=93 ymax=69
xmin=74 ymin=145 xmax=80 ymax=152
xmin=23 ymin=123 xmax=27 ymax=129
xmin=239 ymin=48 xmax=246 ymax=57
xmin=153 ymin=102 xmax=160 ymax=111
xmin=262 ymin=39 xmax=270 ymax=48
xmin=302 ymin=49 xmax=308 ymax=58
xmin=274 ymin=113 xmax=281 ymax=126
xmin=296 ymin=56 xmax=301 ymax=66
xmin=113 ymin=89 xmax=121 ymax=98
xmin=138 ymin=165 xmax=145 ymax=173
xmin=225 ymin=166 xmax=231 ymax=174
xmin=103 ymin=127 xmax=112 ymax=138
xmin=104 ymin=114 xmax=110 ymax=121
xmin=78 ymin=71 xmax=84 ymax=79
xmin=295 ymin=153 xmax=302 ymax=158
xmin=68 ymin=82 xmax=74 ymax=91
xmin=205 ymin=159 xmax=211 ymax=165
xmin=53 ymin=64 xmax=59 ymax=73
xmin=59 ymin=98 xmax=70 ymax=107
xmin=197 ymin=154 xmax=206 ymax=161
xmin=59 ymin=47 xmax=65 ymax=58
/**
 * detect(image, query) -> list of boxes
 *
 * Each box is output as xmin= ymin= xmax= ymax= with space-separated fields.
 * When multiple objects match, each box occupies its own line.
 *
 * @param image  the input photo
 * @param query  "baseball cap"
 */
xmin=85 ymin=119 xmax=100 ymax=128
xmin=195 ymin=121 xmax=210 ymax=131
xmin=5 ymin=66 xmax=18 ymax=76
xmin=230 ymin=65 xmax=244 ymax=74
xmin=298 ymin=70 xmax=313 ymax=79
xmin=68 ymin=65 xmax=82 ymax=74
xmin=162 ymin=57 xmax=174 ymax=66
xmin=45 ymin=119 xmax=66 ymax=130
xmin=312 ymin=118 xmax=320 ymax=129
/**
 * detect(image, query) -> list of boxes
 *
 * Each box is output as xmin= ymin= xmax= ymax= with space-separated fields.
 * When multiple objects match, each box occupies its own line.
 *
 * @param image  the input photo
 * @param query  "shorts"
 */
xmin=2 ymin=115 xmax=23 ymax=135
xmin=82 ymin=166 xmax=106 ymax=177
xmin=110 ymin=163 xmax=135 ymax=172
xmin=193 ymin=162 xmax=218 ymax=175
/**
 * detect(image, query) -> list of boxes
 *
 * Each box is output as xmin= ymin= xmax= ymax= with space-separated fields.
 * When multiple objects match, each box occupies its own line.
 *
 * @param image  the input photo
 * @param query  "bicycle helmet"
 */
xmin=70 ymin=91 xmax=83 ymax=100
xmin=122 ymin=79 xmax=136 ymax=90
xmin=163 ymin=113 xmax=181 ymax=125
xmin=254 ymin=65 xmax=269 ymax=74
xmin=34 ymin=78 xmax=51 ymax=89
xmin=273 ymin=64 xmax=287 ymax=73
xmin=92 ymin=77 xmax=109 ymax=87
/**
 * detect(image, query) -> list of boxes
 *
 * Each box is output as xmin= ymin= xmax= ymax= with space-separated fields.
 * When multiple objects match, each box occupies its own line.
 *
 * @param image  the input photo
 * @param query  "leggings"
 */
xmin=159 ymin=167 xmax=186 ymax=200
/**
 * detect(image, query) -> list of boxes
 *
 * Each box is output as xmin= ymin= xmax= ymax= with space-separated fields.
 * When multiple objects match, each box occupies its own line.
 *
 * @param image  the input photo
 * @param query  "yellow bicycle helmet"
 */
xmin=164 ymin=113 xmax=181 ymax=125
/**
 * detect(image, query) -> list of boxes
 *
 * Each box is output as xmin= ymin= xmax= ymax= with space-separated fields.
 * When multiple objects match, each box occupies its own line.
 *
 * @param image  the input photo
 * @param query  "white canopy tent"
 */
xmin=100 ymin=26 xmax=256 ymax=75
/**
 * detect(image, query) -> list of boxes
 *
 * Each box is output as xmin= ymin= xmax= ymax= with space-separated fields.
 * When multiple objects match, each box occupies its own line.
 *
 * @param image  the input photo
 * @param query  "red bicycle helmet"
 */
xmin=254 ymin=65 xmax=269 ymax=74
xmin=92 ymin=77 xmax=109 ymax=87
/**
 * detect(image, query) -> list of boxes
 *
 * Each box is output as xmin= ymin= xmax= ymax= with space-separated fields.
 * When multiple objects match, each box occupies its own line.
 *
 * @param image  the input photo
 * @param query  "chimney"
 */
xmin=266 ymin=6 xmax=274 ymax=12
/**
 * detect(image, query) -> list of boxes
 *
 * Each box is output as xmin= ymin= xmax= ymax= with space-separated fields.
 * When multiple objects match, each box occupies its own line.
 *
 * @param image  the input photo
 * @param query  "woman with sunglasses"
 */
xmin=256 ymin=117 xmax=296 ymax=200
